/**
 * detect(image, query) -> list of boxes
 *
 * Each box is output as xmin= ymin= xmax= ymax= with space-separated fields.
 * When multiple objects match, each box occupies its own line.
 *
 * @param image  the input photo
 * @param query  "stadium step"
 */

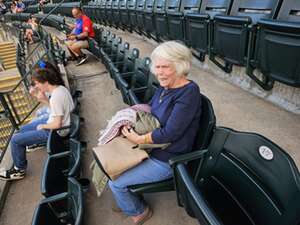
xmin=0 ymin=69 xmax=21 ymax=91
xmin=0 ymin=41 xmax=17 ymax=70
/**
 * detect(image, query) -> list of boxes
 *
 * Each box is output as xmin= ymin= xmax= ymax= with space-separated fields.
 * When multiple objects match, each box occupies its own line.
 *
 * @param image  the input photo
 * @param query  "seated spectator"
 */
xmin=11 ymin=1 xmax=17 ymax=13
xmin=39 ymin=0 xmax=48 ymax=8
xmin=108 ymin=41 xmax=202 ymax=225
xmin=15 ymin=0 xmax=25 ymax=13
xmin=65 ymin=7 xmax=95 ymax=66
xmin=0 ymin=61 xmax=74 ymax=181
xmin=25 ymin=18 xmax=39 ymax=44
xmin=0 ymin=0 xmax=7 ymax=15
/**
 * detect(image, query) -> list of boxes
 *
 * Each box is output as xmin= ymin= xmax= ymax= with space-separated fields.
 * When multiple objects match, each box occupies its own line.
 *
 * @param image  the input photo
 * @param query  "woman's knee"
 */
xmin=11 ymin=133 xmax=21 ymax=145
xmin=108 ymin=179 xmax=128 ymax=191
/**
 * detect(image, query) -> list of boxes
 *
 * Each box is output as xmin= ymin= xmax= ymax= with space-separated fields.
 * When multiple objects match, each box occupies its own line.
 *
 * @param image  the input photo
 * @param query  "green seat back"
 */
xmin=211 ymin=0 xmax=281 ymax=68
xmin=250 ymin=0 xmax=300 ymax=88
xmin=183 ymin=127 xmax=300 ymax=225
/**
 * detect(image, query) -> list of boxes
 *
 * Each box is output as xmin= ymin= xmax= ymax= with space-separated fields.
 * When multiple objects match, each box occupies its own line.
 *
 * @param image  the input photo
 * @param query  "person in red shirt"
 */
xmin=65 ymin=7 xmax=95 ymax=66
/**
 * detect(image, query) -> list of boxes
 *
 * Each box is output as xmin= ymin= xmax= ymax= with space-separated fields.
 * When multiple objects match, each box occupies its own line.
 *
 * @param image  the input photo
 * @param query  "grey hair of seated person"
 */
xmin=150 ymin=41 xmax=192 ymax=77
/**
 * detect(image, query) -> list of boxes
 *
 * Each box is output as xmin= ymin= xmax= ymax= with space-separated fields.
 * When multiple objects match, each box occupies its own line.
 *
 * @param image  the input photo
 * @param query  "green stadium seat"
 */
xmin=41 ymin=139 xmax=81 ymax=197
xmin=119 ymin=0 xmax=131 ymax=30
xmin=153 ymin=0 xmax=167 ymax=41
xmin=167 ymin=0 xmax=201 ymax=42
xmin=185 ymin=0 xmax=232 ymax=61
xmin=247 ymin=0 xmax=300 ymax=90
xmin=106 ymin=41 xmax=130 ymax=77
xmin=125 ymin=0 xmax=137 ymax=32
xmin=128 ymin=78 xmax=159 ymax=105
xmin=115 ymin=57 xmax=151 ymax=104
xmin=105 ymin=0 xmax=113 ymax=26
xmin=135 ymin=0 xmax=146 ymax=35
xmin=171 ymin=127 xmax=300 ymax=225
xmin=102 ymin=36 xmax=122 ymax=68
xmin=143 ymin=0 xmax=157 ymax=40
xmin=32 ymin=177 xmax=83 ymax=225
xmin=25 ymin=4 xmax=40 ymax=13
xmin=47 ymin=113 xmax=81 ymax=155
xmin=111 ymin=47 xmax=140 ymax=88
xmin=210 ymin=0 xmax=281 ymax=73
xmin=112 ymin=0 xmax=121 ymax=28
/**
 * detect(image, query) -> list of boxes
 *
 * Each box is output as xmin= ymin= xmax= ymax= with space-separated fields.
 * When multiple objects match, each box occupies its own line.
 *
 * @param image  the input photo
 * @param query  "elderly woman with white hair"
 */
xmin=109 ymin=41 xmax=202 ymax=225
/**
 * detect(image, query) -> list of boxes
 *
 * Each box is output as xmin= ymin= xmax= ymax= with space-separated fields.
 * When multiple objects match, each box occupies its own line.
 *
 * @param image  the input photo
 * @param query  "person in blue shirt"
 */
xmin=109 ymin=41 xmax=202 ymax=225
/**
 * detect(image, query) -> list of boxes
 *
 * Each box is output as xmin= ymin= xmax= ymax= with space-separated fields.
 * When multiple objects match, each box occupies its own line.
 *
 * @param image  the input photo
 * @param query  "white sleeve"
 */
xmin=49 ymin=92 xmax=65 ymax=117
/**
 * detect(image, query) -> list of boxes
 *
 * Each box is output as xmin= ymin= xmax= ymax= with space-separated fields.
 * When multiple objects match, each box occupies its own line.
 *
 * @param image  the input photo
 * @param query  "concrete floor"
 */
xmin=0 ymin=28 xmax=300 ymax=225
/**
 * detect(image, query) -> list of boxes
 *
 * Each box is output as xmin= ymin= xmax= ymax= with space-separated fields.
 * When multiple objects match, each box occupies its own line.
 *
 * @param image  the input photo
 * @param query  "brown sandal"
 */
xmin=132 ymin=206 xmax=153 ymax=225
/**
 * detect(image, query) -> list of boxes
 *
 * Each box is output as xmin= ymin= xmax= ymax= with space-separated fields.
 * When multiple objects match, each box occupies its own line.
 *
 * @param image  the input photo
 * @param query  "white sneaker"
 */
xmin=26 ymin=144 xmax=45 ymax=153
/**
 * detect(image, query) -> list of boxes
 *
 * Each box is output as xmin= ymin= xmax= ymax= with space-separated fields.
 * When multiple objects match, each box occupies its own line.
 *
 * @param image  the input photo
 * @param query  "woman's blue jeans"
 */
xmin=108 ymin=157 xmax=173 ymax=216
xmin=10 ymin=118 xmax=49 ymax=170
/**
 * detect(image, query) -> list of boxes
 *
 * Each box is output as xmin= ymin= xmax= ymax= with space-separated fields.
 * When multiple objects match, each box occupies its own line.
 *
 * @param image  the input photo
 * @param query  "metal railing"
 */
xmin=0 ymin=27 xmax=51 ymax=162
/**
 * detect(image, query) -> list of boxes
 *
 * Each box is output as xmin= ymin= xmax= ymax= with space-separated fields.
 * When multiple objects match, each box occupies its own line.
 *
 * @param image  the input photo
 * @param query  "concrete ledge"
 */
xmin=192 ymin=56 xmax=300 ymax=115
xmin=0 ymin=146 xmax=13 ymax=217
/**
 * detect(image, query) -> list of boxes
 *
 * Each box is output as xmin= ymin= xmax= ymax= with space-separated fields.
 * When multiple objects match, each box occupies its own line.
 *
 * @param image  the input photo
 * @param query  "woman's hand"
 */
xmin=36 ymin=91 xmax=49 ymax=104
xmin=121 ymin=126 xmax=143 ymax=144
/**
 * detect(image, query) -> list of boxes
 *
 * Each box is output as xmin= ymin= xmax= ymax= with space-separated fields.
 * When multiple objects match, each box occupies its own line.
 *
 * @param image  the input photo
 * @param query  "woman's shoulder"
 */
xmin=53 ymin=86 xmax=71 ymax=96
xmin=177 ymin=80 xmax=200 ymax=97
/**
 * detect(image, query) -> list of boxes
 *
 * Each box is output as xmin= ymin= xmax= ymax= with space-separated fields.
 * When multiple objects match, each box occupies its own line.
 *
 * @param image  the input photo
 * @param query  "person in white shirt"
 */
xmin=0 ymin=61 xmax=74 ymax=181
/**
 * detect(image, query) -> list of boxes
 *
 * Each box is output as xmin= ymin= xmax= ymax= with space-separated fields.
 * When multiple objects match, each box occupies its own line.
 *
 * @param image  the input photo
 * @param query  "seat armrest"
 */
xmin=121 ymin=71 xmax=134 ymax=76
xmin=49 ymin=151 xmax=71 ymax=159
xmin=214 ymin=15 xmax=251 ymax=25
xmin=169 ymin=149 xmax=207 ymax=167
xmin=185 ymin=13 xmax=210 ymax=20
xmin=116 ymin=76 xmax=130 ymax=89
xmin=52 ymin=125 xmax=71 ymax=132
xmin=176 ymin=164 xmax=223 ymax=225
xmin=258 ymin=19 xmax=300 ymax=32
xmin=40 ymin=192 xmax=68 ymax=204
xmin=132 ymin=86 xmax=148 ymax=92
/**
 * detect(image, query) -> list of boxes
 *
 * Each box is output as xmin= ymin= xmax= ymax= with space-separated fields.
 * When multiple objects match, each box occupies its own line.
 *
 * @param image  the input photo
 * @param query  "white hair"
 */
xmin=150 ymin=41 xmax=192 ymax=77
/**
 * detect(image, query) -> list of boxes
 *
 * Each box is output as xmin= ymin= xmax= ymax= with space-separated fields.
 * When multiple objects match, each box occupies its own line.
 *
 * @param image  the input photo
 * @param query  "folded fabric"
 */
xmin=98 ymin=104 xmax=151 ymax=145
xmin=98 ymin=108 xmax=136 ymax=145
xmin=134 ymin=111 xmax=170 ymax=151
xmin=90 ymin=160 xmax=109 ymax=197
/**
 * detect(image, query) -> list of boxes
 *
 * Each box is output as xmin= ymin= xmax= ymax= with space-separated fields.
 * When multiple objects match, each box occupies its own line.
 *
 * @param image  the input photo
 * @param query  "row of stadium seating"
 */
xmin=82 ymin=0 xmax=300 ymax=90
xmin=3 ymin=0 xmax=300 ymax=90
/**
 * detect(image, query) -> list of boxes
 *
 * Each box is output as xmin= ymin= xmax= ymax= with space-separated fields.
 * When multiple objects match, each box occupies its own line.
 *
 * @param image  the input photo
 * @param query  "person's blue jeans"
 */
xmin=11 ymin=118 xmax=49 ymax=170
xmin=108 ymin=157 xmax=173 ymax=216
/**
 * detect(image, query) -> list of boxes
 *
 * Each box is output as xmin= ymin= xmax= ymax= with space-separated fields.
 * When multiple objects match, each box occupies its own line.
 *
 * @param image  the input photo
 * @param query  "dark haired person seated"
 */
xmin=109 ymin=41 xmax=202 ymax=225
xmin=0 ymin=61 xmax=74 ymax=181
xmin=65 ymin=7 xmax=95 ymax=66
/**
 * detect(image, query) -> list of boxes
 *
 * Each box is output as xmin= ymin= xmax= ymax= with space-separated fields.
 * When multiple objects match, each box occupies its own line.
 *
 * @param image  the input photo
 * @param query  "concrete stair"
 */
xmin=0 ymin=42 xmax=17 ymax=70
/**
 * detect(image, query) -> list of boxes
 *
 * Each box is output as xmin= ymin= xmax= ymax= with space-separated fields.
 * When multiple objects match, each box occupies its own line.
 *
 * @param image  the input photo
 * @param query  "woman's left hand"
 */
xmin=121 ymin=126 xmax=142 ymax=144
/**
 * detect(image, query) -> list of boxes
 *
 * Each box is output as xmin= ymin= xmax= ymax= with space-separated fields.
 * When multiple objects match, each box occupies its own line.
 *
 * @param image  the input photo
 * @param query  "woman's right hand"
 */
xmin=36 ymin=90 xmax=49 ymax=103
xmin=121 ymin=126 xmax=143 ymax=144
